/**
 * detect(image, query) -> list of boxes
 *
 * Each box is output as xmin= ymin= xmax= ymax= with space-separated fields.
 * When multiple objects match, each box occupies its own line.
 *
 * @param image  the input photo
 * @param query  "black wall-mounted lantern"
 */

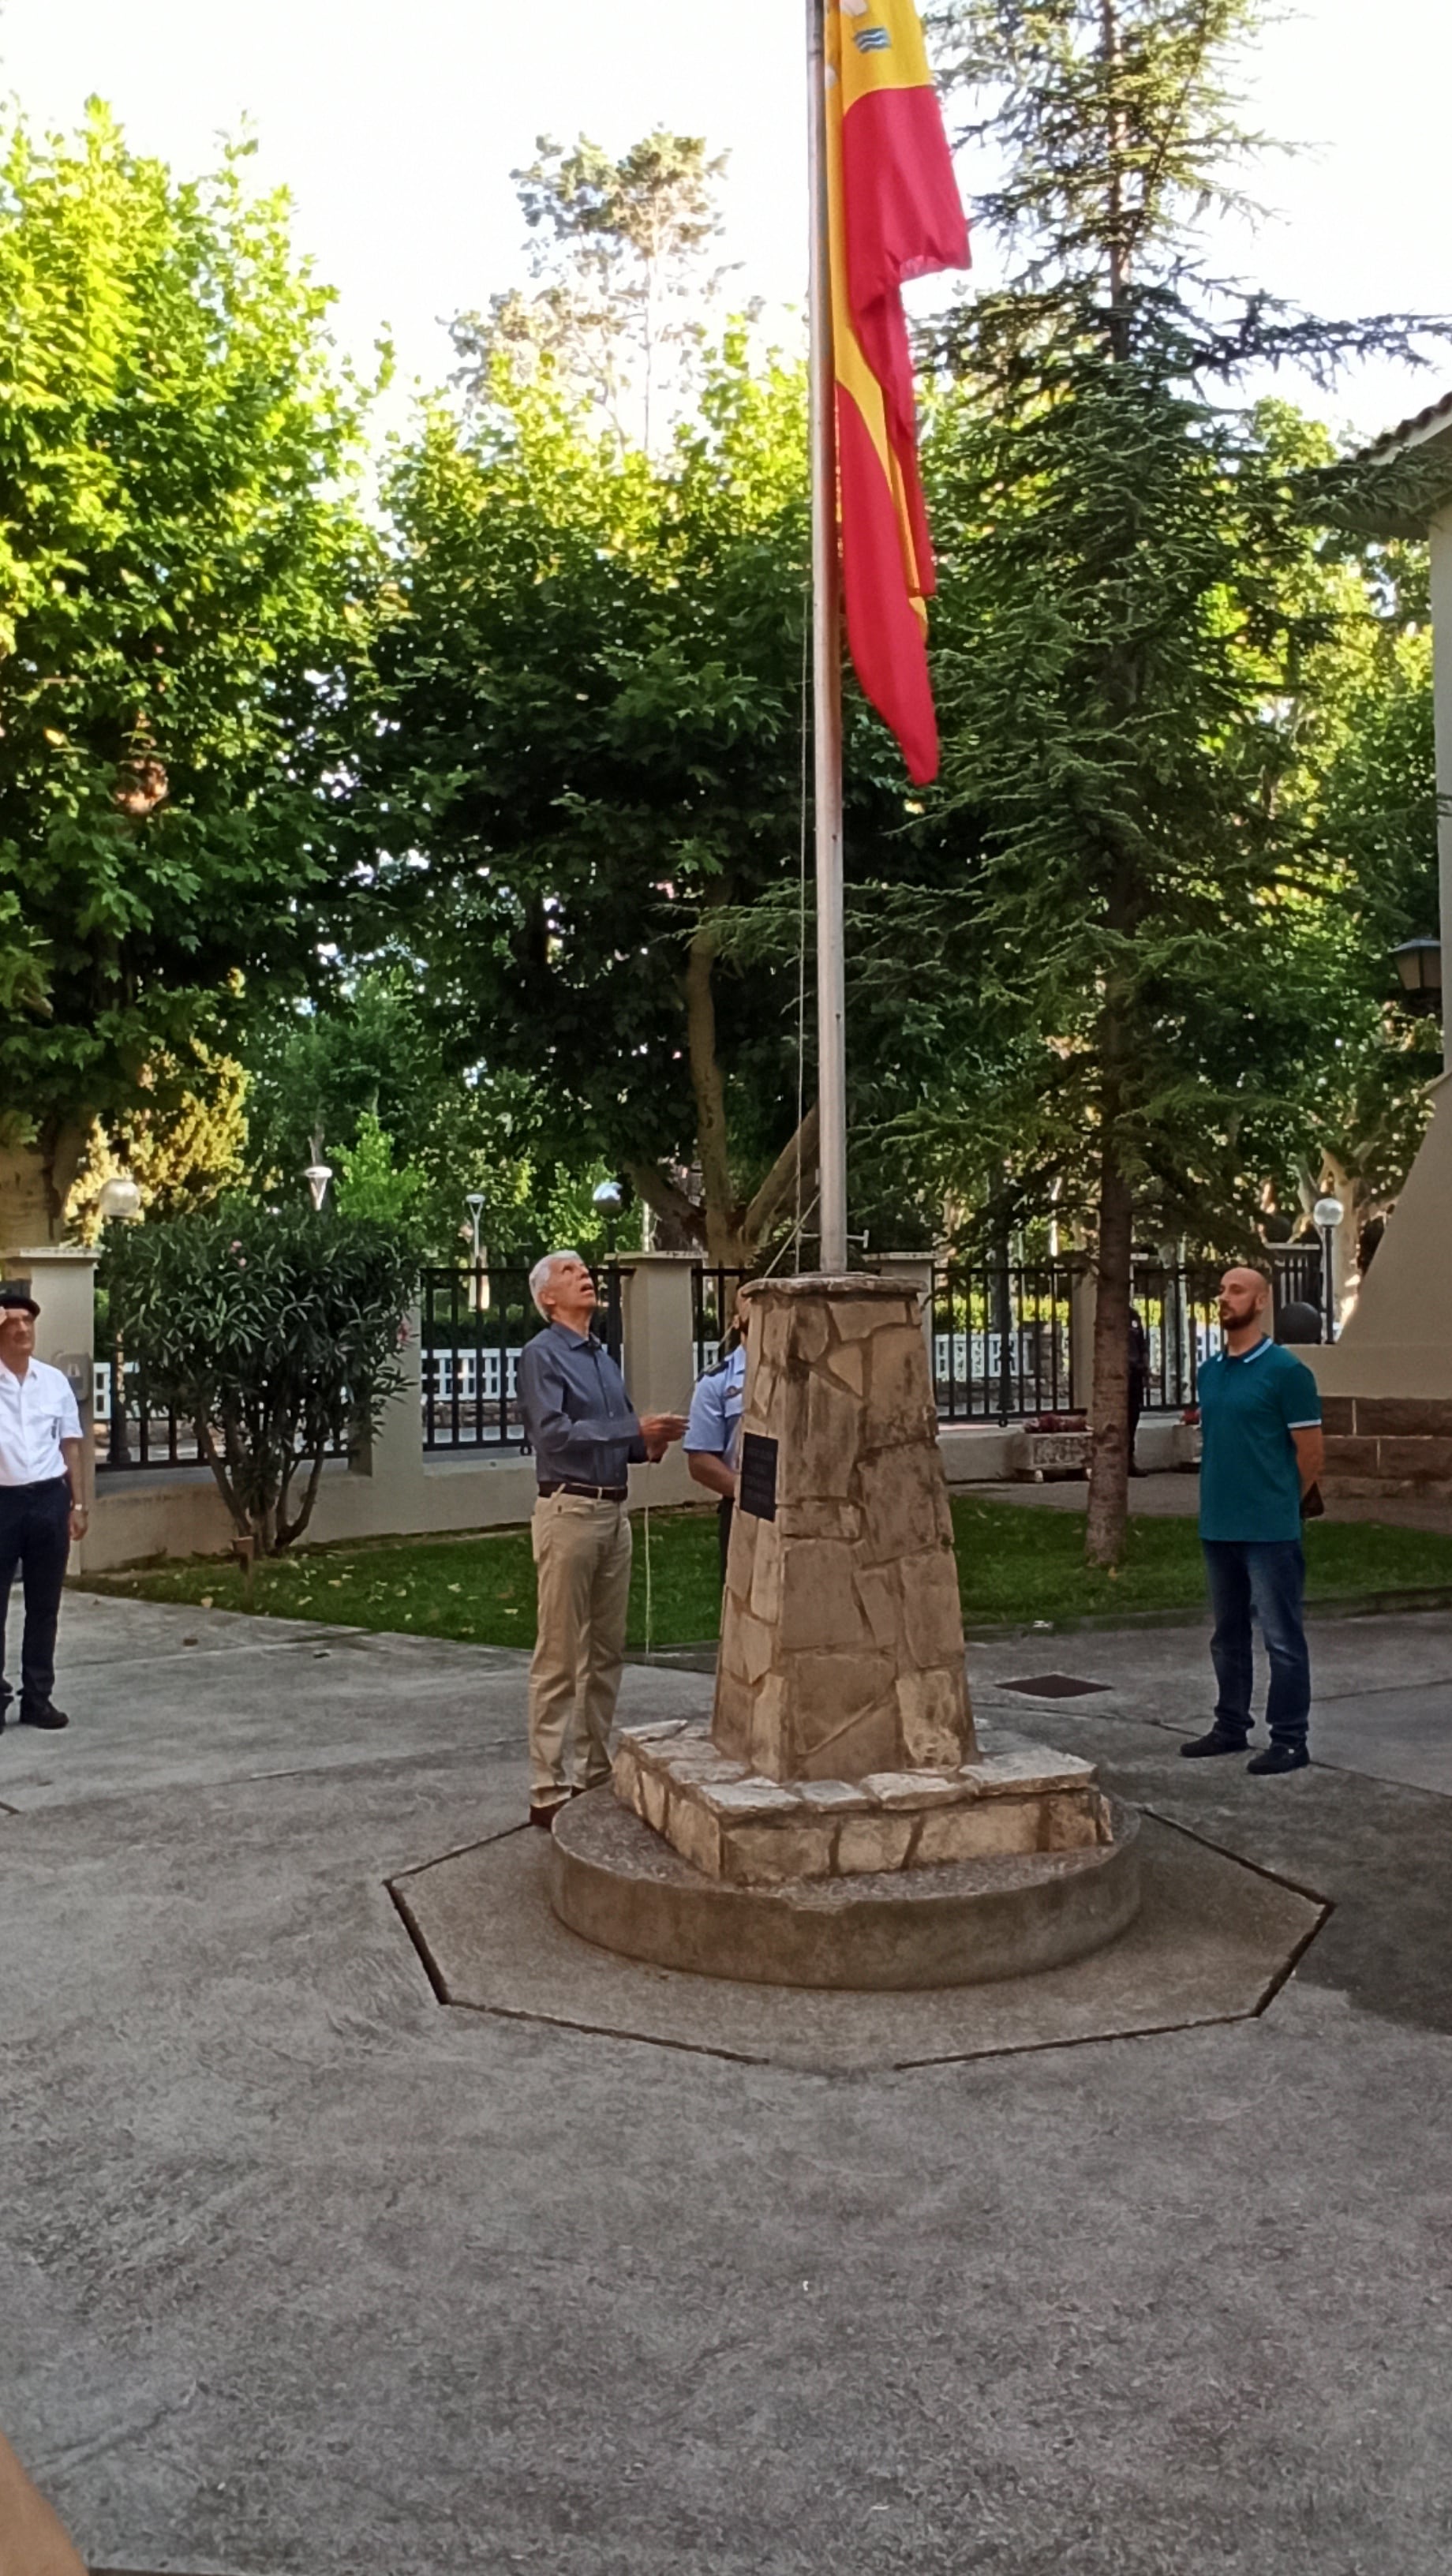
xmin=1393 ymin=936 xmax=1442 ymax=1010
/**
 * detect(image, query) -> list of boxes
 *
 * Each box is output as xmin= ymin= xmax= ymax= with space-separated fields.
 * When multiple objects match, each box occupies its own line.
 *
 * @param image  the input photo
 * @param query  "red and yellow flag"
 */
xmin=826 ymin=0 xmax=968 ymax=784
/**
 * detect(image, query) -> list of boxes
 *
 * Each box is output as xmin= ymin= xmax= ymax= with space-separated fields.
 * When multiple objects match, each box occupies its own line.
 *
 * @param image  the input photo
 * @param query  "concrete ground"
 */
xmin=5 ymin=1593 xmax=1452 ymax=2575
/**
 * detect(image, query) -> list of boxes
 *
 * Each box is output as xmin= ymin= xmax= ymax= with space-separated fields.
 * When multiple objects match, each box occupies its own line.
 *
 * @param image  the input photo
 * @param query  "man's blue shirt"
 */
xmin=685 ymin=1342 xmax=747 ymax=1470
xmin=1197 ymin=1337 xmax=1321 ymax=1543
xmin=517 ymin=1321 xmax=646 ymax=1488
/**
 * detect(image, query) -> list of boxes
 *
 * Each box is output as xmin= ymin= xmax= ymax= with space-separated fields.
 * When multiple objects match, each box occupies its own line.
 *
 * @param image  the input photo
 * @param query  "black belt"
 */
xmin=537 ymin=1479 xmax=628 ymax=1503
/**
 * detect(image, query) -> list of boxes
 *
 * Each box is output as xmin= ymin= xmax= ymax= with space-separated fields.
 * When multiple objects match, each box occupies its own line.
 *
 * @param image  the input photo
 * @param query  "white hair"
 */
xmin=530 ymin=1249 xmax=585 ymax=1316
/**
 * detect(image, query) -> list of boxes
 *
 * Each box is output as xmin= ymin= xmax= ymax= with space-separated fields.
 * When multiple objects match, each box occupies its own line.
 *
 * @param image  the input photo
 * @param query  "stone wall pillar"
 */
xmin=353 ymin=1300 xmax=428 ymax=1502
xmin=0 ymin=1147 xmax=62 ymax=1254
xmin=619 ymin=1252 xmax=698 ymax=1417
xmin=1068 ymin=1258 xmax=1096 ymax=1413
xmin=713 ymin=1274 xmax=974 ymax=1781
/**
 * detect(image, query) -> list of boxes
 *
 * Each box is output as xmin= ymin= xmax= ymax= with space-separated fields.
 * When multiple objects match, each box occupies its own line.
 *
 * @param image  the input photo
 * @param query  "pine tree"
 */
xmin=924 ymin=0 xmax=1443 ymax=1564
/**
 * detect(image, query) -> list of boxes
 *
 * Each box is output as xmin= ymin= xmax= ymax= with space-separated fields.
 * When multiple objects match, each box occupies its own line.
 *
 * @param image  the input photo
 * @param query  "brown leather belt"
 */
xmin=537 ymin=1480 xmax=628 ymax=1502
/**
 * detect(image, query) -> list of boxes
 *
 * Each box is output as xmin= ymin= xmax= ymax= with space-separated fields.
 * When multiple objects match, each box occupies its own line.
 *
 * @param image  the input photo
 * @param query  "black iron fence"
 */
xmin=94 ymin=1349 xmax=353 ymax=1475
xmin=930 ymin=1258 xmax=1076 ymax=1423
xmin=420 ymin=1262 xmax=626 ymax=1451
xmin=692 ymin=1265 xmax=753 ymax=1377
xmin=95 ymin=1350 xmax=208 ymax=1472
xmin=94 ymin=1239 xmax=1329 ymax=1475
xmin=691 ymin=1252 xmax=1327 ymax=1431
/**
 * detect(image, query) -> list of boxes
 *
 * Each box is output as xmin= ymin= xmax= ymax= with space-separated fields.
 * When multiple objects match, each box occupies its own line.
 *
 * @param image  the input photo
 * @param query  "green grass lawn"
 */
xmin=77 ymin=1496 xmax=1452 ymax=1648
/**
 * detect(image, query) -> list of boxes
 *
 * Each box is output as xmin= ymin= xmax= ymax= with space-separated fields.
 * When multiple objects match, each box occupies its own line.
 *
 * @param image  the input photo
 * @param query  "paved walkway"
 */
xmin=4 ymin=1595 xmax=1452 ymax=2574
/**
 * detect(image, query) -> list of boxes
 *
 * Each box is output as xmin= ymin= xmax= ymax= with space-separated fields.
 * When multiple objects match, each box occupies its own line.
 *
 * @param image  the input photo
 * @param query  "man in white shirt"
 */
xmin=0 ymin=1282 xmax=87 ymax=1732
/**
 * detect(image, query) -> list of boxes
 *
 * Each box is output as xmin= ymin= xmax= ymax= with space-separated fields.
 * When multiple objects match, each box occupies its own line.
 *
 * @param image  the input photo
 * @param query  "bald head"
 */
xmin=1218 ymin=1266 xmax=1271 ymax=1347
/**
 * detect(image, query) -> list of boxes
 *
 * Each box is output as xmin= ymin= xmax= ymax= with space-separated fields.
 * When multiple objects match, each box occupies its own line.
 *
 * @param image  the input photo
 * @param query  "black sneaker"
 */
xmin=19 ymin=1702 xmax=69 ymax=1730
xmin=1247 ymin=1742 xmax=1309 ymax=1775
xmin=1180 ymin=1728 xmax=1249 ymax=1758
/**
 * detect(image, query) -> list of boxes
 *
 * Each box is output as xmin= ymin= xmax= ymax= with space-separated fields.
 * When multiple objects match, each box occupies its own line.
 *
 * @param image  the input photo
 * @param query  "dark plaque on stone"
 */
xmin=738 ymin=1432 xmax=778 ymax=1522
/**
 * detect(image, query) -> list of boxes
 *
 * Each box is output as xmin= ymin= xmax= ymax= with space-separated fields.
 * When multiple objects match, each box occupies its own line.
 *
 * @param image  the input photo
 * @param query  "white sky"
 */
xmin=2 ymin=0 xmax=1449 ymax=444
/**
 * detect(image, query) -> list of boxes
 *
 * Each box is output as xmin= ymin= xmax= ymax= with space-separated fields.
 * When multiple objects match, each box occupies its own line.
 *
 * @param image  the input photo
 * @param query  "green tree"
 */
xmin=361 ymin=338 xmax=844 ymax=1267
xmin=0 ymin=104 xmax=376 ymax=1247
xmin=241 ymin=972 xmax=552 ymax=1260
xmin=332 ymin=1110 xmax=428 ymax=1232
xmin=908 ymin=0 xmax=1441 ymax=1564
xmin=451 ymin=130 xmax=734 ymax=455
xmin=104 ymin=1205 xmax=417 ymax=1554
xmin=69 ymin=1043 xmax=250 ymax=1239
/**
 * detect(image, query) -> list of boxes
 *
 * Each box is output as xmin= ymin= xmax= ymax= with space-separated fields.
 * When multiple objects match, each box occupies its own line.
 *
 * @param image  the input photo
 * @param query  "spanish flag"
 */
xmin=827 ymin=0 xmax=968 ymax=784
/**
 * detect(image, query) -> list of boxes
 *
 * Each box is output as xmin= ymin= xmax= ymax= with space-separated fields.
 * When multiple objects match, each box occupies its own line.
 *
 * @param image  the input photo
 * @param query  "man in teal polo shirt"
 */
xmin=1182 ymin=1265 xmax=1324 ymax=1774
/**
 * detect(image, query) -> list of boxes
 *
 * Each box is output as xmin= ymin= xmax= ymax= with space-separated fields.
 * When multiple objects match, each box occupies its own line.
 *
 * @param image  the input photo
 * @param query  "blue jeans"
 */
xmin=0 ymin=1477 xmax=71 ymax=1713
xmin=1202 ymin=1540 xmax=1311 ymax=1747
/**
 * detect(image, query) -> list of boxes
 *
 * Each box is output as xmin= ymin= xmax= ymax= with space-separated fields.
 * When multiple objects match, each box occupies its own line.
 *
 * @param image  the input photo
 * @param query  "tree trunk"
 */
xmin=0 ymin=1123 xmax=89 ymax=1252
xmin=742 ymin=1103 xmax=819 ymax=1264
xmin=1084 ymin=1137 xmax=1134 ymax=1568
xmin=196 ymin=1419 xmax=250 ymax=1543
xmin=627 ymin=1158 xmax=707 ymax=1251
xmin=278 ymin=1446 xmax=327 ymax=1551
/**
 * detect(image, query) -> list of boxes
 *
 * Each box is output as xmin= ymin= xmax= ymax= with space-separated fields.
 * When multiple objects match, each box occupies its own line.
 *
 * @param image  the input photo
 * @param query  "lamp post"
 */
xmin=98 ymin=1171 xmax=143 ymax=1466
xmin=592 ymin=1179 xmax=626 ymax=1361
xmin=465 ymin=1191 xmax=485 ymax=1269
xmin=303 ymin=1157 xmax=333 ymax=1213
xmin=97 ymin=1174 xmax=142 ymax=1223
xmin=592 ymin=1177 xmax=624 ymax=1258
xmin=1312 ymin=1193 xmax=1345 ymax=1342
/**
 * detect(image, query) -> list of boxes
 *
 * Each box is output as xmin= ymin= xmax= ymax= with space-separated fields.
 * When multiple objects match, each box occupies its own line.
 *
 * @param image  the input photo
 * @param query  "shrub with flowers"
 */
xmin=103 ymin=1205 xmax=419 ymax=1553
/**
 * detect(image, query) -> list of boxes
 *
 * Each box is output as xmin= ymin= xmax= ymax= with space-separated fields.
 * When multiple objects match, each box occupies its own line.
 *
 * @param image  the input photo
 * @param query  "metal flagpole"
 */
xmin=806 ymin=0 xmax=848 ymax=1275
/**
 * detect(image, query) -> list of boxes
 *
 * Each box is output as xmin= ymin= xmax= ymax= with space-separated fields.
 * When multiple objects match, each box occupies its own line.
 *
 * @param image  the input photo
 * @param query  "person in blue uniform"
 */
xmin=685 ymin=1286 xmax=750 ymax=1582
xmin=1181 ymin=1264 xmax=1324 ymax=1774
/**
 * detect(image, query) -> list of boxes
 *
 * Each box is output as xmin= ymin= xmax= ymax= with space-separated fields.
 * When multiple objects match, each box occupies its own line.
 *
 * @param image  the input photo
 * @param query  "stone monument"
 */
xmin=553 ymin=1276 xmax=1139 ymax=1986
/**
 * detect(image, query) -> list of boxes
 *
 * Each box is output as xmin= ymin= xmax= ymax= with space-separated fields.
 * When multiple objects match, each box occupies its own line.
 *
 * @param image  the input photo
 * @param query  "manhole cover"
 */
xmin=997 ymin=1673 xmax=1111 ymax=1698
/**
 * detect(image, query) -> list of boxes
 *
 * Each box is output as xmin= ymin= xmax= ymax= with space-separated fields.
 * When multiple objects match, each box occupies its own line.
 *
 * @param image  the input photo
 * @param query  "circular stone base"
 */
xmin=548 ymin=1790 xmax=1142 ymax=1991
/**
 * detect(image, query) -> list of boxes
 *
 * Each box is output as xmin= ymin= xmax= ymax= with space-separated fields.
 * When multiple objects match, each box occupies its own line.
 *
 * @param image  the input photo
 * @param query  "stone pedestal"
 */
xmin=606 ymin=1275 xmax=1126 ymax=1930
xmin=713 ymin=1274 xmax=975 ymax=1781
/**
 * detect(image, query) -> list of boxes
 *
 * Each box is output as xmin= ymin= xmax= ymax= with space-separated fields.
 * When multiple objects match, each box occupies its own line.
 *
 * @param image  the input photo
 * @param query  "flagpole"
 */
xmin=806 ymin=0 xmax=848 ymax=1276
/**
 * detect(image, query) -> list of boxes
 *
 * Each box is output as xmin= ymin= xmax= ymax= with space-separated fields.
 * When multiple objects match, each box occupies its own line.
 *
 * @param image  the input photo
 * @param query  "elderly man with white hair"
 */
xmin=515 ymin=1250 xmax=687 ymax=1829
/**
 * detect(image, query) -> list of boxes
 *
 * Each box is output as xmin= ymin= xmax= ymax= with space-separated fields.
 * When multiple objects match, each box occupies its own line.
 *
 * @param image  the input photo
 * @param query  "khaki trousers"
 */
xmin=528 ymin=1493 xmax=632 ymax=1807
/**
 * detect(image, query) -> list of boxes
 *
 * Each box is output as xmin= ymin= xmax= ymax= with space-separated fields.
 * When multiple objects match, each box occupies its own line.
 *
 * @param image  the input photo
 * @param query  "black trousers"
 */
xmin=1128 ymin=1376 xmax=1144 ymax=1466
xmin=0 ymin=1478 xmax=70 ymax=1712
xmin=718 ymin=1498 xmax=734 ymax=1586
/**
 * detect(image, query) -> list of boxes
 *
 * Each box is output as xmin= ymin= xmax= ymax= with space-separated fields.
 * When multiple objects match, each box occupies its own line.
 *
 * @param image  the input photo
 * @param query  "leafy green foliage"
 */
xmin=0 ymin=104 xmax=375 ymax=1195
xmin=332 ymin=1111 xmax=428 ymax=1232
xmin=103 ymin=1206 xmax=418 ymax=1553
xmin=451 ymin=129 xmax=734 ymax=453
xmin=240 ymin=970 xmax=595 ymax=1258
xmin=69 ymin=1043 xmax=250 ymax=1238
xmin=899 ymin=0 xmax=1447 ymax=1564
xmin=357 ymin=339 xmax=815 ymax=1258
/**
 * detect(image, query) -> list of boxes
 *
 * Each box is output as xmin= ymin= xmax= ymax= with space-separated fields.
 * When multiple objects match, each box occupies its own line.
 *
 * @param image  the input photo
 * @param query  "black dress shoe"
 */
xmin=19 ymin=1702 xmax=69 ymax=1730
xmin=1180 ymin=1728 xmax=1249 ymax=1758
xmin=1247 ymin=1742 xmax=1309 ymax=1775
xmin=529 ymin=1803 xmax=565 ymax=1829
